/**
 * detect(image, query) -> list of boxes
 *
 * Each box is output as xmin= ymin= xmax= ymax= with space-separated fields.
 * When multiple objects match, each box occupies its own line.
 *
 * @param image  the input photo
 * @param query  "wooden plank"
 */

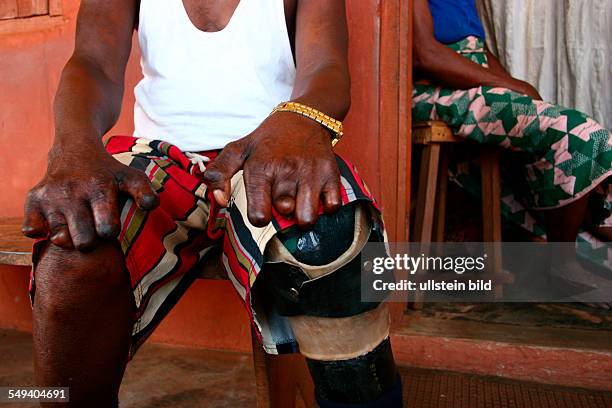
xmin=378 ymin=0 xmax=400 ymax=242
xmin=48 ymin=0 xmax=61 ymax=15
xmin=0 ymin=14 xmax=63 ymax=34
xmin=398 ymin=0 xmax=412 ymax=242
xmin=0 ymin=217 xmax=228 ymax=281
xmin=413 ymin=121 xmax=461 ymax=144
xmin=0 ymin=218 xmax=31 ymax=266
xmin=388 ymin=0 xmax=413 ymax=327
xmin=17 ymin=0 xmax=48 ymax=17
xmin=0 ymin=0 xmax=18 ymax=19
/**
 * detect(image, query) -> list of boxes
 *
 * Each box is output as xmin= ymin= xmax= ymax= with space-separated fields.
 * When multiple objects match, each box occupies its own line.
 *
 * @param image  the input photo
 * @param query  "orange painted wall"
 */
xmin=0 ymin=0 xmax=398 ymax=353
xmin=0 ymin=0 xmax=252 ymax=352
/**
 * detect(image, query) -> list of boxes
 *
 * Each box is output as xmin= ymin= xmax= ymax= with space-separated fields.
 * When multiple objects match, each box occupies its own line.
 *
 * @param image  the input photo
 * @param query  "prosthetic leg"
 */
xmin=262 ymin=203 xmax=403 ymax=407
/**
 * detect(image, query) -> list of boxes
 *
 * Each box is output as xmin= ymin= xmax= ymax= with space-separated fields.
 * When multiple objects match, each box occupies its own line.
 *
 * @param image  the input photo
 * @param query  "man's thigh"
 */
xmin=32 ymin=136 xmax=218 ymax=356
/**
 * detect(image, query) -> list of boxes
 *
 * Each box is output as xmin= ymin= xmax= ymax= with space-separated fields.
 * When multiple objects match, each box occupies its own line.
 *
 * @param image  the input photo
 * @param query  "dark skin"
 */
xmin=22 ymin=0 xmax=350 ymax=405
xmin=415 ymin=0 xmax=612 ymax=308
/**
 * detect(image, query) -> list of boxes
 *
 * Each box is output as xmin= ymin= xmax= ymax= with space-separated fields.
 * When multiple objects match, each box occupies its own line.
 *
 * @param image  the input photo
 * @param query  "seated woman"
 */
xmin=412 ymin=0 xmax=612 ymax=306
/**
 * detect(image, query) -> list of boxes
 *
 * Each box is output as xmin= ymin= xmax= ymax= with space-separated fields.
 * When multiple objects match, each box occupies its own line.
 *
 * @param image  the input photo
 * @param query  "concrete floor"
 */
xmin=1 ymin=329 xmax=611 ymax=408
xmin=0 ymin=329 xmax=255 ymax=408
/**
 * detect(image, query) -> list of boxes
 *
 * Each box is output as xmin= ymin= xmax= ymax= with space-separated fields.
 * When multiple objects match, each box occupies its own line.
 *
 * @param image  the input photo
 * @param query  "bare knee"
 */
xmin=34 ymin=241 xmax=132 ymax=317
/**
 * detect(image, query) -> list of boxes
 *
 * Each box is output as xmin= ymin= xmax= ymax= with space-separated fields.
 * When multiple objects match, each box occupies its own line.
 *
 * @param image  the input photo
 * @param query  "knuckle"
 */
xmin=45 ymin=210 xmax=65 ymax=226
xmin=279 ymin=157 xmax=298 ymax=172
xmin=89 ymin=188 xmax=110 ymax=204
xmin=321 ymin=159 xmax=339 ymax=174
xmin=250 ymin=161 xmax=275 ymax=180
xmin=128 ymin=169 xmax=150 ymax=184
xmin=26 ymin=188 xmax=40 ymax=202
xmin=202 ymin=168 xmax=224 ymax=184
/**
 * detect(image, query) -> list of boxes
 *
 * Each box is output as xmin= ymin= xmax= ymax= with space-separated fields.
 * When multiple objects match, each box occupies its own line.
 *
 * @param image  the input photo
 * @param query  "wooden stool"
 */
xmin=411 ymin=121 xmax=512 ymax=308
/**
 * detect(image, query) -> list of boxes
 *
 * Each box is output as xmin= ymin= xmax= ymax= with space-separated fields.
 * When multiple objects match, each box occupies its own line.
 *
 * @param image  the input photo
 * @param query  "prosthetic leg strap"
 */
xmin=307 ymin=337 xmax=401 ymax=406
xmin=288 ymin=303 xmax=390 ymax=361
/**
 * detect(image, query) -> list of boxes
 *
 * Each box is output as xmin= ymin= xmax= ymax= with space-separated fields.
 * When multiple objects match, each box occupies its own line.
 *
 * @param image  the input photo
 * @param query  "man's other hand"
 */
xmin=510 ymin=79 xmax=543 ymax=101
xmin=22 ymin=148 xmax=159 ymax=251
xmin=202 ymin=112 xmax=342 ymax=228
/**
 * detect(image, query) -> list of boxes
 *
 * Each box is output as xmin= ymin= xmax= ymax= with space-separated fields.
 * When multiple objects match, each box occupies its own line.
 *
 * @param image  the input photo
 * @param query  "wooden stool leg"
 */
xmin=252 ymin=328 xmax=272 ymax=408
xmin=480 ymin=147 xmax=503 ymax=298
xmin=433 ymin=148 xmax=449 ymax=243
xmin=413 ymin=144 xmax=442 ymax=242
xmin=411 ymin=144 xmax=441 ymax=309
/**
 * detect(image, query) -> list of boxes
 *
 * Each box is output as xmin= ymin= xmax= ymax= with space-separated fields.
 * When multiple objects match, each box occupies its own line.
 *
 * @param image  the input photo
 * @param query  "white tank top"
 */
xmin=133 ymin=0 xmax=296 ymax=152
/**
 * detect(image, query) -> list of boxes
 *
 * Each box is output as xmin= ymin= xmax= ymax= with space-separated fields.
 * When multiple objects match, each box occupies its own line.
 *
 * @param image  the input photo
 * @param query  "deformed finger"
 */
xmin=244 ymin=167 xmax=273 ymax=227
xmin=272 ymin=179 xmax=297 ymax=216
xmin=295 ymin=183 xmax=320 ymax=228
xmin=90 ymin=190 xmax=121 ymax=239
xmin=64 ymin=204 xmax=97 ymax=252
xmin=46 ymin=210 xmax=73 ymax=249
xmin=22 ymin=200 xmax=48 ymax=238
xmin=117 ymin=170 xmax=159 ymax=211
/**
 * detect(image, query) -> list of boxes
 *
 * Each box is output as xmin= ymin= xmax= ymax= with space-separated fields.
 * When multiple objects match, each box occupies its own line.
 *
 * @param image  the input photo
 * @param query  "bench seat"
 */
xmin=0 ymin=217 xmax=226 ymax=279
xmin=0 ymin=218 xmax=31 ymax=266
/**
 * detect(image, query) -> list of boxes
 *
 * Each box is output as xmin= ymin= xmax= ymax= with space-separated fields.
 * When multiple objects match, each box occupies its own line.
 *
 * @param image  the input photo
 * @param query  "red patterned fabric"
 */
xmin=30 ymin=135 xmax=383 ymax=356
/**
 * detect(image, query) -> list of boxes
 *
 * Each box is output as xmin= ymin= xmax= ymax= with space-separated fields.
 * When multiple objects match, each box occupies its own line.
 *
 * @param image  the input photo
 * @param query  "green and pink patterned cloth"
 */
xmin=412 ymin=36 xmax=612 ymax=269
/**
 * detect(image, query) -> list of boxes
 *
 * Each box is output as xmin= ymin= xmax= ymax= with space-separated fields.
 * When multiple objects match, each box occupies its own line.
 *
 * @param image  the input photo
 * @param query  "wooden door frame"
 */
xmin=378 ymin=0 xmax=412 ymax=244
xmin=378 ymin=0 xmax=413 ymax=325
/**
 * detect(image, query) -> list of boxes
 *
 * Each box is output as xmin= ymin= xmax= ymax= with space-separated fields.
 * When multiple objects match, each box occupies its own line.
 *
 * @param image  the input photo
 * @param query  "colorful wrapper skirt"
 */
xmin=412 ymin=36 xmax=612 ymax=269
xmin=29 ymin=135 xmax=383 ymax=356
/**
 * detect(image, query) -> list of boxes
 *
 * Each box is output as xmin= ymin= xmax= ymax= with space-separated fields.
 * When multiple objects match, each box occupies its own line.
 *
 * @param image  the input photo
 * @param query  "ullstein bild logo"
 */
xmin=370 ymin=253 xmax=488 ymax=275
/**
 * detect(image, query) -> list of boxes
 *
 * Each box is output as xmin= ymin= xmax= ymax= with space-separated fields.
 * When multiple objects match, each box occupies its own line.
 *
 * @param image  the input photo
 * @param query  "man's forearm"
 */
xmin=52 ymin=56 xmax=124 ymax=154
xmin=290 ymin=63 xmax=351 ymax=121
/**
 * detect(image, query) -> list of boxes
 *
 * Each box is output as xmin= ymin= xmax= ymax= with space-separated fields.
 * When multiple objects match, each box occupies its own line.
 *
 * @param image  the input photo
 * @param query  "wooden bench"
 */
xmin=0 ymin=217 xmax=314 ymax=408
xmin=411 ymin=121 xmax=514 ymax=307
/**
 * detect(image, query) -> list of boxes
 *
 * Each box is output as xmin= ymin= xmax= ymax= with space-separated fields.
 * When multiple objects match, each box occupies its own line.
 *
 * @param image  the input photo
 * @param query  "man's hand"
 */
xmin=509 ymin=79 xmax=543 ymax=101
xmin=22 ymin=148 xmax=159 ymax=251
xmin=202 ymin=112 xmax=342 ymax=228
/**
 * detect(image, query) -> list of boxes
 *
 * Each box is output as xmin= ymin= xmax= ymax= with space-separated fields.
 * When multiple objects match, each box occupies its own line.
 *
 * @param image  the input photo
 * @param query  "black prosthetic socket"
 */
xmin=260 ymin=203 xmax=387 ymax=318
xmin=306 ymin=337 xmax=399 ymax=405
xmin=276 ymin=203 xmax=356 ymax=265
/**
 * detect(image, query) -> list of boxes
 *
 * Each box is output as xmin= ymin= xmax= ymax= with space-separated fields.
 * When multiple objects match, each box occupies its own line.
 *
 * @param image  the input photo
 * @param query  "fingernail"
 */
xmin=213 ymin=190 xmax=228 ymax=207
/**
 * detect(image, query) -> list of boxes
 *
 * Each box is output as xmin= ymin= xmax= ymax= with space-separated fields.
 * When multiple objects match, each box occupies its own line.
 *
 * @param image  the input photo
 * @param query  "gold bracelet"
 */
xmin=271 ymin=101 xmax=344 ymax=147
